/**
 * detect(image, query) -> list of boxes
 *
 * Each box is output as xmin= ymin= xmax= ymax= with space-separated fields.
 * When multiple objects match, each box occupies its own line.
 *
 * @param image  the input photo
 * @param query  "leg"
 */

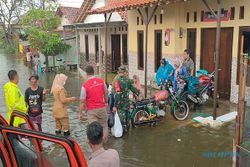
xmin=87 ymin=110 xmax=98 ymax=124
xmin=61 ymin=117 xmax=70 ymax=137
xmin=55 ymin=119 xmax=62 ymax=135
xmin=96 ymin=107 xmax=109 ymax=143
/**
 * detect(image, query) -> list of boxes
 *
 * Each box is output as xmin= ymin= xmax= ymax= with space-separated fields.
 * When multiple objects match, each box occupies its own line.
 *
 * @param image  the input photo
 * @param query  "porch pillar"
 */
xmin=138 ymin=6 xmax=158 ymax=98
xmin=98 ymin=27 xmax=102 ymax=76
xmin=202 ymin=0 xmax=221 ymax=120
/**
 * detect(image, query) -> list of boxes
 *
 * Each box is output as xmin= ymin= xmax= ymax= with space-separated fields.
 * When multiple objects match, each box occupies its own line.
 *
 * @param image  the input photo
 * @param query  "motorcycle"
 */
xmin=180 ymin=70 xmax=218 ymax=109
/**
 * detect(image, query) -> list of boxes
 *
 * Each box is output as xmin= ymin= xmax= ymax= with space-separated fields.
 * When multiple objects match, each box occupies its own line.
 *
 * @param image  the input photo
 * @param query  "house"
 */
xmin=89 ymin=0 xmax=250 ymax=105
xmin=43 ymin=6 xmax=81 ymax=68
xmin=74 ymin=0 xmax=128 ymax=75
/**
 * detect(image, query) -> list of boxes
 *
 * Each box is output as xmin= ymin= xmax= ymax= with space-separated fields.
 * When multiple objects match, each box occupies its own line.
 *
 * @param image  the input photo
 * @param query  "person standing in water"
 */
xmin=4 ymin=70 xmax=27 ymax=127
xmin=25 ymin=74 xmax=46 ymax=131
xmin=51 ymin=74 xmax=77 ymax=137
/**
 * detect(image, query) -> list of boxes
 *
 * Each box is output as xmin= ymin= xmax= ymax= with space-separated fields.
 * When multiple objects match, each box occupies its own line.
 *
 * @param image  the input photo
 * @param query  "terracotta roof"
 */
xmin=75 ymin=0 xmax=96 ymax=23
xmin=56 ymin=6 xmax=80 ymax=23
xmin=75 ymin=0 xmax=128 ymax=23
xmin=88 ymin=0 xmax=186 ymax=14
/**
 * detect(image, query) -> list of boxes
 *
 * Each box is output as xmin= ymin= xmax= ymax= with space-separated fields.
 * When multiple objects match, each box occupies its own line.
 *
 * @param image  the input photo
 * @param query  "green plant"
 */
xmin=5 ymin=45 xmax=16 ymax=55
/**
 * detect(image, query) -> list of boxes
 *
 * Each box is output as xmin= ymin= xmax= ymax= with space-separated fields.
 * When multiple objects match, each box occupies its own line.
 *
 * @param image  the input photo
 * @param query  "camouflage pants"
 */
xmin=117 ymin=104 xmax=130 ymax=131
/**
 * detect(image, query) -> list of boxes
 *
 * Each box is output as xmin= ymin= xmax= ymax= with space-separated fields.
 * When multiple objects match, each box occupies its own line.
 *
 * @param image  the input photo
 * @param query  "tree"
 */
xmin=0 ymin=0 xmax=26 ymax=45
xmin=23 ymin=9 xmax=70 ymax=71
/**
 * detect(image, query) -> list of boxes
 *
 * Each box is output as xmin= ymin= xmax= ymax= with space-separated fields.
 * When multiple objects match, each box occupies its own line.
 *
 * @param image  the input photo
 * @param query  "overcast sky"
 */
xmin=58 ymin=0 xmax=83 ymax=7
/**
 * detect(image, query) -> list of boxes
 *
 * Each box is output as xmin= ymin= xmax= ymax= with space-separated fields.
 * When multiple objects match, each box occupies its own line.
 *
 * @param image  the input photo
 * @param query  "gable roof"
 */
xmin=75 ymin=0 xmax=128 ymax=23
xmin=56 ymin=6 xmax=80 ymax=23
xmin=88 ymin=0 xmax=188 ymax=14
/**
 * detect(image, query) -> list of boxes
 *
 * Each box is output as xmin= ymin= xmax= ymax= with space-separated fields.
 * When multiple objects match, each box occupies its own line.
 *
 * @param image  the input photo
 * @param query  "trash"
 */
xmin=177 ymin=139 xmax=181 ymax=142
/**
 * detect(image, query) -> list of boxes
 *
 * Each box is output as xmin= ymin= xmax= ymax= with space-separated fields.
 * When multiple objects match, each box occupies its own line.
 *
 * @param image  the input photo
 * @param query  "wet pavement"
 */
xmin=0 ymin=49 xmax=249 ymax=167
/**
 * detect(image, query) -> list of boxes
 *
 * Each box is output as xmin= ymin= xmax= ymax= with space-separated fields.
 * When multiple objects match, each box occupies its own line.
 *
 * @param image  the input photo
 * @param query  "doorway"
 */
xmin=238 ymin=27 xmax=250 ymax=87
xmin=111 ymin=34 xmax=121 ymax=71
xmin=187 ymin=29 xmax=196 ymax=72
xmin=201 ymin=28 xmax=233 ymax=100
xmin=155 ymin=30 xmax=162 ymax=72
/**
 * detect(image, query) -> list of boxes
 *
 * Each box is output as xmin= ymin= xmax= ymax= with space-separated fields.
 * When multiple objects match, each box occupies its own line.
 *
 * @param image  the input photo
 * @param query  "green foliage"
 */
xmin=24 ymin=9 xmax=70 ymax=57
xmin=22 ymin=9 xmax=61 ymax=31
xmin=5 ymin=45 xmax=16 ymax=55
xmin=27 ymin=27 xmax=71 ymax=56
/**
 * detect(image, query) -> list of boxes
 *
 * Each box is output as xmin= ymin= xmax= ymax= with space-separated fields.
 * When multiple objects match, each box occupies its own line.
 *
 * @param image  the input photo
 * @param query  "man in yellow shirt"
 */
xmin=4 ymin=70 xmax=27 ymax=126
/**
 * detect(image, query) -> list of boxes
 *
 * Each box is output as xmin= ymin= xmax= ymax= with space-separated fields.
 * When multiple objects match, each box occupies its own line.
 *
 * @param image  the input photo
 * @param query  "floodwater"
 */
xmin=0 ymin=49 xmax=244 ymax=167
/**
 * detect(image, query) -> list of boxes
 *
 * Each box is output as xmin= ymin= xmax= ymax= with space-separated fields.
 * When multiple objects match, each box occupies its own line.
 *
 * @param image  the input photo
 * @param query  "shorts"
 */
xmin=87 ymin=107 xmax=108 ymax=132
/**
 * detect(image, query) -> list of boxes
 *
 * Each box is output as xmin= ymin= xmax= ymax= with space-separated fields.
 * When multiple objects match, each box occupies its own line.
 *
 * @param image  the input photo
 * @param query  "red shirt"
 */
xmin=82 ymin=77 xmax=106 ymax=111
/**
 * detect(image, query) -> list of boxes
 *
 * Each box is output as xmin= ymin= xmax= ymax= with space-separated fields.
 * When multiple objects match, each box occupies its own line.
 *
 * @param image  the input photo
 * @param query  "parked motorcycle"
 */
xmin=179 ymin=70 xmax=219 ymax=109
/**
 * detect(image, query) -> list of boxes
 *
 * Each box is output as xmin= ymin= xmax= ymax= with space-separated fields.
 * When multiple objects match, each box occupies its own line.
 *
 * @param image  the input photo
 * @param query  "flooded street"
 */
xmin=0 ymin=50 xmax=242 ymax=167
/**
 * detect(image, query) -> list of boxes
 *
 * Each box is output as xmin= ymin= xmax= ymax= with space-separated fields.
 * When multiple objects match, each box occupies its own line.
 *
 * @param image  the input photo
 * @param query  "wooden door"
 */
xmin=187 ymin=29 xmax=197 ymax=72
xmin=155 ymin=30 xmax=162 ymax=72
xmin=201 ymin=28 xmax=233 ymax=100
xmin=111 ymin=34 xmax=121 ymax=71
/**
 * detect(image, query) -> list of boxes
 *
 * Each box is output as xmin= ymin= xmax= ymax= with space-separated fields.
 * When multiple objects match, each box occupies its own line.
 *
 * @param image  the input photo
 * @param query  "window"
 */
xmin=141 ymin=18 xmax=143 ymax=25
xmin=239 ymin=6 xmax=244 ymax=19
xmin=137 ymin=31 xmax=144 ymax=69
xmin=122 ymin=34 xmax=128 ymax=65
xmin=137 ymin=17 xmax=139 ymax=25
xmin=194 ymin=12 xmax=197 ymax=22
xmin=154 ymin=15 xmax=157 ymax=24
xmin=160 ymin=14 xmax=163 ymax=24
xmin=85 ymin=35 xmax=89 ymax=62
xmin=230 ymin=7 xmax=235 ymax=20
xmin=95 ymin=35 xmax=99 ymax=63
xmin=186 ymin=12 xmax=189 ymax=23
xmin=201 ymin=11 xmax=204 ymax=22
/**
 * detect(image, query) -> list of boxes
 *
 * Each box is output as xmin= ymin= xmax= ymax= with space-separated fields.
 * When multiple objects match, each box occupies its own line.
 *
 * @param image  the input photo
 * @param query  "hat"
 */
xmin=29 ymin=74 xmax=39 ymax=81
xmin=118 ymin=66 xmax=126 ymax=73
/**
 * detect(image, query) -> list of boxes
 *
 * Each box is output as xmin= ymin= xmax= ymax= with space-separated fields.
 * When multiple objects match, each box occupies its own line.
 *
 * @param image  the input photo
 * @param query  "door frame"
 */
xmin=187 ymin=28 xmax=197 ymax=71
xmin=200 ymin=27 xmax=234 ymax=99
xmin=154 ymin=29 xmax=162 ymax=72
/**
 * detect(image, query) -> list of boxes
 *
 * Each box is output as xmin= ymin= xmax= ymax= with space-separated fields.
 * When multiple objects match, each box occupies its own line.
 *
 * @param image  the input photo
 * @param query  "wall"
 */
xmin=127 ymin=0 xmax=250 ymax=105
xmin=78 ymin=25 xmax=127 ymax=74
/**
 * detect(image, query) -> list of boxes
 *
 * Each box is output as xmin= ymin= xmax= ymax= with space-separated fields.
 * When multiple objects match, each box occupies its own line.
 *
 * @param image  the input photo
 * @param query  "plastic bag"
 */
xmin=111 ymin=112 xmax=123 ymax=138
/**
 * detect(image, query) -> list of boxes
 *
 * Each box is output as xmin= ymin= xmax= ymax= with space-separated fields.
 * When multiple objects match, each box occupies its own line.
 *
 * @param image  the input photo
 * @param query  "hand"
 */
xmin=78 ymin=111 xmax=83 ymax=121
xmin=112 ymin=107 xmax=117 ymax=113
xmin=71 ymin=97 xmax=78 ymax=102
xmin=43 ymin=89 xmax=47 ymax=95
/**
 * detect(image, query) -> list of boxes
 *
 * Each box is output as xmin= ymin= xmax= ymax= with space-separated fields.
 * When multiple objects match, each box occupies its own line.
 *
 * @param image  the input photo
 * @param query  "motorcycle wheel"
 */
xmin=132 ymin=110 xmax=150 ymax=127
xmin=172 ymin=100 xmax=190 ymax=121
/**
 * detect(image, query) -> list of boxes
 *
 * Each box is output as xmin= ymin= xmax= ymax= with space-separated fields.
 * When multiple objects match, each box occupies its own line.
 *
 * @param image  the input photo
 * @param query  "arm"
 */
xmin=25 ymin=89 xmax=29 ymax=104
xmin=42 ymin=88 xmax=46 ymax=102
xmin=128 ymin=79 xmax=140 ymax=96
xmin=59 ymin=89 xmax=75 ymax=104
xmin=79 ymin=87 xmax=86 ymax=120
xmin=190 ymin=59 xmax=195 ymax=76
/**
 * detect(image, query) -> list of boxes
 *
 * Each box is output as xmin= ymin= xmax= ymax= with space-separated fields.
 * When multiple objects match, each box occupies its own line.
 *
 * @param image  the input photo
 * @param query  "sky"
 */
xmin=58 ymin=0 xmax=83 ymax=7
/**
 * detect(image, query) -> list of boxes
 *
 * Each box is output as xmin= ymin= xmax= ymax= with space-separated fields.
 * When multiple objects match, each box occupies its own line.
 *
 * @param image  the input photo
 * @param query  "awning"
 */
xmin=88 ymin=0 xmax=188 ymax=14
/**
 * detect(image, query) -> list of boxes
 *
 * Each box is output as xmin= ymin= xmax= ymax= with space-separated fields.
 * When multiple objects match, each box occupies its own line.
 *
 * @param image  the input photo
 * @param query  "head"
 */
xmin=86 ymin=65 xmax=94 ymax=77
xmin=51 ymin=73 xmax=68 ymax=93
xmin=87 ymin=122 xmax=103 ymax=148
xmin=29 ymin=75 xmax=39 ymax=87
xmin=133 ymin=75 xmax=139 ymax=83
xmin=117 ymin=66 xmax=126 ymax=77
xmin=160 ymin=58 xmax=166 ymax=67
xmin=8 ymin=70 xmax=19 ymax=84
xmin=173 ymin=57 xmax=183 ymax=69
xmin=183 ymin=49 xmax=190 ymax=60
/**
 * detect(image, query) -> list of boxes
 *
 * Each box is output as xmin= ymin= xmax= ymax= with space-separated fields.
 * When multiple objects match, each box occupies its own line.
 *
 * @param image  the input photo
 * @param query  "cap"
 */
xmin=118 ymin=66 xmax=126 ymax=73
xmin=29 ymin=74 xmax=39 ymax=81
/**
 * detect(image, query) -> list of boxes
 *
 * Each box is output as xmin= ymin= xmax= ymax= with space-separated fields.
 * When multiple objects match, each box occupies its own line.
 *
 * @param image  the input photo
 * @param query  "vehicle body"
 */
xmin=180 ymin=70 xmax=217 ymax=109
xmin=0 ymin=111 xmax=88 ymax=167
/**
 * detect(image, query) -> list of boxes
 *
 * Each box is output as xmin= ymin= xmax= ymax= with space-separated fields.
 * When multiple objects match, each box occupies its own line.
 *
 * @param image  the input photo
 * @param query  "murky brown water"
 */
xmin=0 ymin=50 xmax=240 ymax=167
